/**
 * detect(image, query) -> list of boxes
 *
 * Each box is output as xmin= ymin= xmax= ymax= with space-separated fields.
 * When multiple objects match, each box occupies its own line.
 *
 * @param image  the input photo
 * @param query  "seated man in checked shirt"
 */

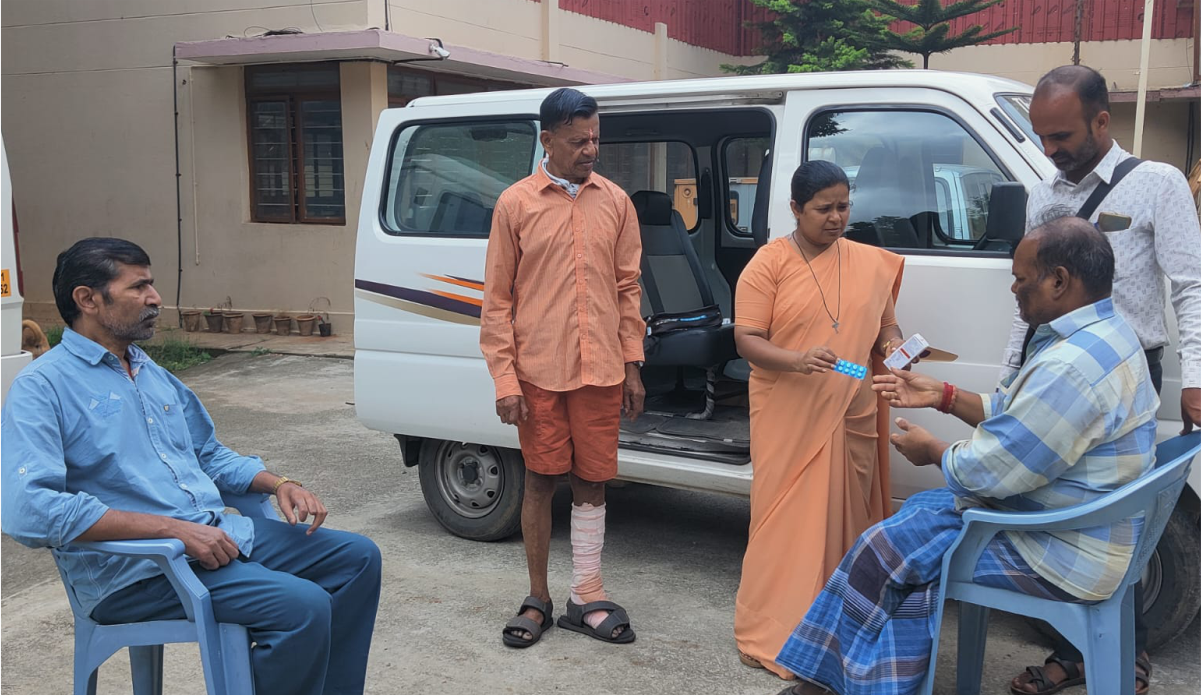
xmin=771 ymin=216 xmax=1159 ymax=696
xmin=1 ymin=238 xmax=381 ymax=695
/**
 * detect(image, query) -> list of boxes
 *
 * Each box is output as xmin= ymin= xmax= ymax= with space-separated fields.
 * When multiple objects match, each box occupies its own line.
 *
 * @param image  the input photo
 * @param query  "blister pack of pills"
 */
xmin=833 ymin=359 xmax=868 ymax=379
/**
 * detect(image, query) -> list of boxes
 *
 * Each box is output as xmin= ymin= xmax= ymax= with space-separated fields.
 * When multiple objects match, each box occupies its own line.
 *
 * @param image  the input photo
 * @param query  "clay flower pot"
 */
xmin=181 ymin=310 xmax=202 ymax=333
xmin=273 ymin=315 xmax=292 ymax=336
xmin=253 ymin=312 xmax=273 ymax=334
xmin=204 ymin=313 xmax=224 ymax=333
xmin=223 ymin=312 xmax=245 ymax=334
xmin=295 ymin=314 xmax=318 ymax=337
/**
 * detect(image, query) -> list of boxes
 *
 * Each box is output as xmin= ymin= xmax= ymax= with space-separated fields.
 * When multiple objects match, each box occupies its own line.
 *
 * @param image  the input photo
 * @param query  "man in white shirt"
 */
xmin=1005 ymin=64 xmax=1201 ymax=696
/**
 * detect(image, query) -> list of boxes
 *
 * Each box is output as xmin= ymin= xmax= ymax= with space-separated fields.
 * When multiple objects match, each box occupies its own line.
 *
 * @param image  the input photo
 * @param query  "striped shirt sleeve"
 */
xmin=943 ymin=359 xmax=1107 ymax=501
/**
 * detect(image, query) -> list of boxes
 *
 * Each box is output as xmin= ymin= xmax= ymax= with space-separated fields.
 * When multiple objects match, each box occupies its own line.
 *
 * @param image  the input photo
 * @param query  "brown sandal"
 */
xmin=1009 ymin=654 xmax=1151 ymax=695
xmin=739 ymin=651 xmax=764 ymax=670
xmin=1010 ymin=657 xmax=1084 ymax=695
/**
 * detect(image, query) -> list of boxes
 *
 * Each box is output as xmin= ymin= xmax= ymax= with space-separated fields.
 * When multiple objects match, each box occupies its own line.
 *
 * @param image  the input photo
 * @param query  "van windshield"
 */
xmin=996 ymin=94 xmax=1037 ymax=144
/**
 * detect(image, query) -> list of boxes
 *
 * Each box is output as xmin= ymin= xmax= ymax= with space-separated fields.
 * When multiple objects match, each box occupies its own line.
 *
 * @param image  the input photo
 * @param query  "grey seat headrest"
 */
xmin=631 ymin=190 xmax=674 ymax=226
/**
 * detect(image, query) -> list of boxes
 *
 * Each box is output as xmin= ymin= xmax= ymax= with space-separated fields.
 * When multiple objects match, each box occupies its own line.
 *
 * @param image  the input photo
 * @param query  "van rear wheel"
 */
xmin=1025 ymin=505 xmax=1199 ymax=651
xmin=1136 ymin=505 xmax=1200 ymax=650
xmin=417 ymin=439 xmax=524 ymax=541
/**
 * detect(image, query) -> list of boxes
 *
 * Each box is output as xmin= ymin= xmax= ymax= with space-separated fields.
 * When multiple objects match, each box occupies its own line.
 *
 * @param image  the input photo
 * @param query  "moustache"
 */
xmin=139 ymin=308 xmax=161 ymax=322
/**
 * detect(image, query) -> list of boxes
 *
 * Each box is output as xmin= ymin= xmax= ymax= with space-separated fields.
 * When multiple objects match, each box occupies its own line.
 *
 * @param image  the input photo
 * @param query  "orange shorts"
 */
xmin=516 ymin=381 xmax=623 ymax=482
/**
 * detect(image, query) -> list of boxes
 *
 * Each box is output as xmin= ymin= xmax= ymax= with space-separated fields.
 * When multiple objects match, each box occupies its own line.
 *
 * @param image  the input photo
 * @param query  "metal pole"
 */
xmin=1072 ymin=0 xmax=1084 ymax=65
xmin=1132 ymin=0 xmax=1155 ymax=158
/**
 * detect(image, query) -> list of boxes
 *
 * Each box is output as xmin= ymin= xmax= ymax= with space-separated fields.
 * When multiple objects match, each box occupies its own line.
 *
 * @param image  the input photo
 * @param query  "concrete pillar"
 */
xmin=542 ymin=0 xmax=561 ymax=63
xmin=339 ymin=61 xmax=389 ymax=235
xmin=654 ymin=21 xmax=668 ymax=80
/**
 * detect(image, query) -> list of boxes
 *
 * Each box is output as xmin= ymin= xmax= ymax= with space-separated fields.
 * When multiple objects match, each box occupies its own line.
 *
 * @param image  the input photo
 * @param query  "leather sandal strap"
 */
xmin=504 ymin=616 xmax=543 ymax=638
xmin=1044 ymin=656 xmax=1082 ymax=682
xmin=593 ymin=607 xmax=631 ymax=637
xmin=517 ymin=595 xmax=552 ymax=618
xmin=1023 ymin=665 xmax=1052 ymax=691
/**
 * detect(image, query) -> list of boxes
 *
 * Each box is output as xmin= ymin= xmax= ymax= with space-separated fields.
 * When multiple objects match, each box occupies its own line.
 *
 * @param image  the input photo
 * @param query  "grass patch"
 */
xmin=250 ymin=346 xmax=273 ymax=357
xmin=38 ymin=324 xmax=211 ymax=373
xmin=142 ymin=336 xmax=213 ymax=373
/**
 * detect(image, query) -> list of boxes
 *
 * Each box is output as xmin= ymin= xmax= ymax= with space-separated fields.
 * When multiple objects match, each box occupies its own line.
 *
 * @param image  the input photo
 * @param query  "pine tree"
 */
xmin=723 ymin=0 xmax=912 ymax=75
xmin=869 ymin=0 xmax=1019 ymax=69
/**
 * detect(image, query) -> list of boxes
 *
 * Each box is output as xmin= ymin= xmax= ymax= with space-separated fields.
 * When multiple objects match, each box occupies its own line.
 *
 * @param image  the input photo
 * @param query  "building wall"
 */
xmin=2 ymin=0 xmax=748 ymax=331
xmin=929 ymin=39 xmax=1195 ymax=90
xmin=930 ymin=38 xmax=1199 ymax=172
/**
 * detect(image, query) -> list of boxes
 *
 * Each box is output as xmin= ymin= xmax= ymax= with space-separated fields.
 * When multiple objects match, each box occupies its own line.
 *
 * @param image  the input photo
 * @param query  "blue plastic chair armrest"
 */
xmin=72 ymin=538 xmax=187 ymax=560
xmin=70 ymin=538 xmax=213 ymax=624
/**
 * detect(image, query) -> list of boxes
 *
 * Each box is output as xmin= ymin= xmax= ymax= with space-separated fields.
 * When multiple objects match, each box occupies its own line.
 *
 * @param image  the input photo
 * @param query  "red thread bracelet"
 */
xmin=938 ymin=381 xmax=954 ymax=413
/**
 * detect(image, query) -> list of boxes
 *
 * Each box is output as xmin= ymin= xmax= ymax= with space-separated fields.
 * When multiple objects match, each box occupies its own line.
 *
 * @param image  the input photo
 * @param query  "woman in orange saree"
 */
xmin=733 ymin=161 xmax=908 ymax=679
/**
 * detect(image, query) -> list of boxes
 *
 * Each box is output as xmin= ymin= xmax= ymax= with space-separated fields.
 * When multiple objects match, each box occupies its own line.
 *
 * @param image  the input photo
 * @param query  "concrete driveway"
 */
xmin=2 ymin=353 xmax=1198 ymax=694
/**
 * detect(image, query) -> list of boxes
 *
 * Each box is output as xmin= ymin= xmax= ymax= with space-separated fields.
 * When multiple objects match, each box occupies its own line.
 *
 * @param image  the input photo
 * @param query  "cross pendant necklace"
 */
xmin=792 ymin=231 xmax=842 ymax=333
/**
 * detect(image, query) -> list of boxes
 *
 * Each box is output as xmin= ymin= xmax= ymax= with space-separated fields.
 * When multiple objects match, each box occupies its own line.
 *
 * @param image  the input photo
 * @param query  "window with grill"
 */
xmin=247 ymin=63 xmax=345 ymax=224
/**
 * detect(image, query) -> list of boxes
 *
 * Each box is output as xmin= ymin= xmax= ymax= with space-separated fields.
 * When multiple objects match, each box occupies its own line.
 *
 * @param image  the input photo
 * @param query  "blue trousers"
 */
xmin=92 ymin=518 xmax=382 ymax=695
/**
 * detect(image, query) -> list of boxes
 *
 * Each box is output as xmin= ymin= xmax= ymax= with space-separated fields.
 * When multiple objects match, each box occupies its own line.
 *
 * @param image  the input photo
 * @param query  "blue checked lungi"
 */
xmin=776 ymin=488 xmax=1080 ymax=695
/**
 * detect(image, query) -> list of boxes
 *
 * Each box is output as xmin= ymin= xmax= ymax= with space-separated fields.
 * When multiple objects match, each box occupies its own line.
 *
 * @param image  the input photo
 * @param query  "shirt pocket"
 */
xmin=158 ymin=402 xmax=193 ymax=451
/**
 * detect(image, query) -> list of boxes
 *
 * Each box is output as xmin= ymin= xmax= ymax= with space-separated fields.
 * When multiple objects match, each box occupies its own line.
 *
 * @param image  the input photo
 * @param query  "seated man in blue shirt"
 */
xmin=773 ymin=216 xmax=1159 ymax=695
xmin=1 ymin=238 xmax=382 ymax=695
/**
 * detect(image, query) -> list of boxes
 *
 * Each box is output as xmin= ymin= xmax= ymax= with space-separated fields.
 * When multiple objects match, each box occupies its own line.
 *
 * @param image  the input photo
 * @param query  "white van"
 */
xmin=353 ymin=71 xmax=1198 ymax=647
xmin=1 ymin=138 xmax=33 ymax=406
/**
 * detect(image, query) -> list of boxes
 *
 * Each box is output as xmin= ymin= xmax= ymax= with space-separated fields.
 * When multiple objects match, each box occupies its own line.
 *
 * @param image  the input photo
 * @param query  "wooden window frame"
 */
xmin=246 ymin=64 xmax=345 ymax=225
xmin=386 ymin=66 xmax=529 ymax=108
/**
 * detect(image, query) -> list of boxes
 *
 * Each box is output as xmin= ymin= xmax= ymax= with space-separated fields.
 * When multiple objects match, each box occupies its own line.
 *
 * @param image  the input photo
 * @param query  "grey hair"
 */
xmin=53 ymin=237 xmax=152 ymax=327
xmin=1027 ymin=215 xmax=1114 ymax=300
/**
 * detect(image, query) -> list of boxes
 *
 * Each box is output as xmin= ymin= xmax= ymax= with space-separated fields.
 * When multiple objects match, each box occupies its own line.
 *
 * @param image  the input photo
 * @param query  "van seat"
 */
xmin=630 ymin=190 xmax=737 ymax=369
xmin=848 ymin=147 xmax=920 ymax=249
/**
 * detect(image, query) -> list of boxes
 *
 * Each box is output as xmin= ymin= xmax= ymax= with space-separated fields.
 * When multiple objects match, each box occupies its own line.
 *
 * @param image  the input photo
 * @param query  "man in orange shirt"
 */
xmin=481 ymin=88 xmax=645 ymax=648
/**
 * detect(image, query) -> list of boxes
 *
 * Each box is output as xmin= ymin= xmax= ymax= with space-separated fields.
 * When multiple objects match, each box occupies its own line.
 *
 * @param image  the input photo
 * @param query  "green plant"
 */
xmin=250 ymin=347 xmax=273 ymax=357
xmin=869 ymin=0 xmax=1018 ymax=69
xmin=723 ymin=0 xmax=911 ymax=75
xmin=141 ymin=336 xmax=212 ymax=373
xmin=45 ymin=325 xmax=65 ymax=348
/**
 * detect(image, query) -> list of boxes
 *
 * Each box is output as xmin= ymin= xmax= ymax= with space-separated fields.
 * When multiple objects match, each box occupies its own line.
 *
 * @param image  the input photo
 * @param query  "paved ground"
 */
xmin=2 ymin=353 xmax=1198 ymax=694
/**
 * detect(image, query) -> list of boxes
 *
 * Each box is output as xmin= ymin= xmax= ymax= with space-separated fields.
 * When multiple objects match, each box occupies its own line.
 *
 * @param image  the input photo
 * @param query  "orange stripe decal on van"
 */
xmin=431 ymin=290 xmax=483 ymax=307
xmin=422 ymin=274 xmax=486 ymax=292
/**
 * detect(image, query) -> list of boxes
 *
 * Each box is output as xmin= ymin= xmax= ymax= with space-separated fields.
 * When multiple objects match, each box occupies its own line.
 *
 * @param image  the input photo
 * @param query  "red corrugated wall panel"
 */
xmin=536 ymin=0 xmax=1195 ymax=56
xmin=887 ymin=0 xmax=1194 ymax=46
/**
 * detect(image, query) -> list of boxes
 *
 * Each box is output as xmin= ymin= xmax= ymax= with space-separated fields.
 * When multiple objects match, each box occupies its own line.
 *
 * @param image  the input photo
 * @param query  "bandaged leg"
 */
xmin=569 ymin=502 xmax=614 ymax=631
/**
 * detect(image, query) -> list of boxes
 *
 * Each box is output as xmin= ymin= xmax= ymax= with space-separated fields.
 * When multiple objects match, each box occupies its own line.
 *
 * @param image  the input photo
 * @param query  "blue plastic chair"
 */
xmin=922 ymin=432 xmax=1201 ymax=695
xmin=53 ymin=491 xmax=278 ymax=695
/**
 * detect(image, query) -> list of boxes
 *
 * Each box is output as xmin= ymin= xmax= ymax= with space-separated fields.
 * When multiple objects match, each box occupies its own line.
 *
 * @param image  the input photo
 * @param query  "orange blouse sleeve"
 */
xmin=735 ymin=247 xmax=777 ymax=332
xmin=880 ymin=292 xmax=898 ymax=330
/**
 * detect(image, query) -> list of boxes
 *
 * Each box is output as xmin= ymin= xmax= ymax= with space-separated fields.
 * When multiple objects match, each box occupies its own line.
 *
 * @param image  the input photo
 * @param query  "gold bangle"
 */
xmin=272 ymin=476 xmax=302 ymax=494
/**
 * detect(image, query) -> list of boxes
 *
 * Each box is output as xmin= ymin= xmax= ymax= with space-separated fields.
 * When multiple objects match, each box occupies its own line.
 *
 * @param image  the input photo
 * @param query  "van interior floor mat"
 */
xmin=619 ymin=405 xmax=750 ymax=465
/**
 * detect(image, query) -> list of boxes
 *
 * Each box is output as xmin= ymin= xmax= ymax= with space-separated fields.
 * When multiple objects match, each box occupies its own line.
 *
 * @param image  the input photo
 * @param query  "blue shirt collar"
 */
xmin=1030 ymin=298 xmax=1115 ymax=350
xmin=61 ymin=327 xmax=151 ymax=371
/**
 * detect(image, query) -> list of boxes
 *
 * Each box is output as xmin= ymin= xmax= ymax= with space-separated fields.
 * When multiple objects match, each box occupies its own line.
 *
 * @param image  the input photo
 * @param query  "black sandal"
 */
xmin=1010 ymin=657 xmax=1086 ymax=695
xmin=556 ymin=599 xmax=636 ymax=644
xmin=501 ymin=596 xmax=553 ymax=648
xmin=1010 ymin=653 xmax=1152 ymax=695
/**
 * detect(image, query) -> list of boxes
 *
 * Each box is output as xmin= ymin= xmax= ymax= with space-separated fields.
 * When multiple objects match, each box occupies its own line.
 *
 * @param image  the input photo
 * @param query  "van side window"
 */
xmin=723 ymin=137 xmax=770 ymax=235
xmin=806 ymin=110 xmax=1010 ymax=251
xmin=594 ymin=142 xmax=697 ymax=228
xmin=381 ymin=120 xmax=537 ymax=237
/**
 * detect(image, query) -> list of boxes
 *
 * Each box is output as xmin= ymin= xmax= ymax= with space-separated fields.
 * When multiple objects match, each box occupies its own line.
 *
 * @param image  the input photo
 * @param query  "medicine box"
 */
xmin=884 ymin=333 xmax=931 ymax=371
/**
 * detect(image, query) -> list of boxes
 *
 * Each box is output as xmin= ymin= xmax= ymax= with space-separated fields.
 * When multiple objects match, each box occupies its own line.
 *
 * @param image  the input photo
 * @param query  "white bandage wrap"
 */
xmin=569 ymin=502 xmax=606 ymax=602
